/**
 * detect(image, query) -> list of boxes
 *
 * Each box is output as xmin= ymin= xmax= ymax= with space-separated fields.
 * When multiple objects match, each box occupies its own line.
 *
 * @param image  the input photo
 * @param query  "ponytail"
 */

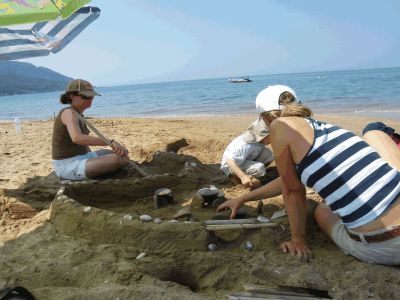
xmin=59 ymin=92 xmax=74 ymax=104
xmin=264 ymin=91 xmax=313 ymax=118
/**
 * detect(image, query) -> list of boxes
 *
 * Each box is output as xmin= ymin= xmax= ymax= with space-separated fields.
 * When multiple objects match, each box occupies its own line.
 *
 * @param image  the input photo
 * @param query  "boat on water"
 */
xmin=229 ymin=77 xmax=252 ymax=83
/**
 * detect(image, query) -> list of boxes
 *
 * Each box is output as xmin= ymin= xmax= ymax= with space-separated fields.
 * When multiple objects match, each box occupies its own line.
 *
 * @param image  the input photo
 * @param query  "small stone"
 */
xmin=208 ymin=243 xmax=217 ymax=252
xmin=190 ymin=162 xmax=197 ymax=167
xmin=63 ymin=199 xmax=75 ymax=204
xmin=257 ymin=215 xmax=270 ymax=223
xmin=244 ymin=241 xmax=253 ymax=251
xmin=169 ymin=219 xmax=179 ymax=223
xmin=83 ymin=206 xmax=92 ymax=213
xmin=136 ymin=252 xmax=146 ymax=260
xmin=139 ymin=215 xmax=153 ymax=222
xmin=123 ymin=214 xmax=133 ymax=221
xmin=154 ymin=218 xmax=162 ymax=224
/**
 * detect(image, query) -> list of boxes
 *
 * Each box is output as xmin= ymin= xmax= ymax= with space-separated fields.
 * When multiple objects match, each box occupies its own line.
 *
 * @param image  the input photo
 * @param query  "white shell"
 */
xmin=154 ymin=218 xmax=162 ymax=224
xmin=271 ymin=209 xmax=287 ymax=220
xmin=257 ymin=215 xmax=270 ymax=223
xmin=139 ymin=215 xmax=153 ymax=222
xmin=123 ymin=214 xmax=133 ymax=220
xmin=136 ymin=252 xmax=146 ymax=260
xmin=244 ymin=241 xmax=253 ymax=251
xmin=83 ymin=206 xmax=92 ymax=213
xmin=208 ymin=243 xmax=217 ymax=251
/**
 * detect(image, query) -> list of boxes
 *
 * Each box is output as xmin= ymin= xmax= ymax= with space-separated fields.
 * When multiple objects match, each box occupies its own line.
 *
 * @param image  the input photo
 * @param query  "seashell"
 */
xmin=139 ymin=215 xmax=153 ymax=222
xmin=257 ymin=215 xmax=270 ymax=223
xmin=123 ymin=214 xmax=133 ymax=221
xmin=154 ymin=218 xmax=162 ymax=224
xmin=56 ymin=188 xmax=65 ymax=196
xmin=271 ymin=209 xmax=287 ymax=220
xmin=244 ymin=241 xmax=253 ymax=251
xmin=208 ymin=243 xmax=217 ymax=252
xmin=83 ymin=206 xmax=92 ymax=213
xmin=136 ymin=252 xmax=146 ymax=260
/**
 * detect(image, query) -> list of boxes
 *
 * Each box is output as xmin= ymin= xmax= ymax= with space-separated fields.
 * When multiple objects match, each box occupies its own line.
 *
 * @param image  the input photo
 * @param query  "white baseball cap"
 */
xmin=255 ymin=85 xmax=297 ymax=113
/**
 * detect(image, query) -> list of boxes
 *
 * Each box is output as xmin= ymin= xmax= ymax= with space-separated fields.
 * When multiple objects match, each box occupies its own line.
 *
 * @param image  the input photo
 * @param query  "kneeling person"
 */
xmin=221 ymin=119 xmax=274 ymax=189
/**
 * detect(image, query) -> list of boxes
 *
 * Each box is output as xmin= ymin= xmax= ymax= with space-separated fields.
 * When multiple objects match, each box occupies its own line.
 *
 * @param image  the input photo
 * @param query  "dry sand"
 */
xmin=0 ymin=114 xmax=400 ymax=299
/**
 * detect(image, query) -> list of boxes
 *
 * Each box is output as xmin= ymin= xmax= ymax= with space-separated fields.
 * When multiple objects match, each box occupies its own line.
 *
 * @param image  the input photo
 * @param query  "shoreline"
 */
xmin=1 ymin=111 xmax=400 ymax=123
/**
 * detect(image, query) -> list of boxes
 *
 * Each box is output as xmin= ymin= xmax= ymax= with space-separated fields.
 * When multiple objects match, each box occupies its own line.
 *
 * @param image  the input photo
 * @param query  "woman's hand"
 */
xmin=280 ymin=239 xmax=312 ymax=262
xmin=216 ymin=198 xmax=243 ymax=219
xmin=111 ymin=140 xmax=129 ymax=158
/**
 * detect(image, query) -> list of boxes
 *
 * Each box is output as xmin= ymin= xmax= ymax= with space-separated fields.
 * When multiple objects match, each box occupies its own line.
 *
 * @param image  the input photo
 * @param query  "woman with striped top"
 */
xmin=217 ymin=85 xmax=400 ymax=265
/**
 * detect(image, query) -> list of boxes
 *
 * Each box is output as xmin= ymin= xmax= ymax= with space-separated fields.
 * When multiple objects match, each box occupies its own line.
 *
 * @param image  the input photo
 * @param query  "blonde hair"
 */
xmin=263 ymin=91 xmax=313 ymax=118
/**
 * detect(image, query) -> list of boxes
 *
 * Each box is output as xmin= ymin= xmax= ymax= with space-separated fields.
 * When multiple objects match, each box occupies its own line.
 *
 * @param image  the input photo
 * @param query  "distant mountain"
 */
xmin=0 ymin=61 xmax=72 ymax=96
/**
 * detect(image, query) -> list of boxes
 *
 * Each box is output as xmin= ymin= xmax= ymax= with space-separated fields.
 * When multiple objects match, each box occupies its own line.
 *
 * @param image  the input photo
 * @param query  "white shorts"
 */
xmin=331 ymin=221 xmax=400 ymax=265
xmin=53 ymin=151 xmax=101 ymax=181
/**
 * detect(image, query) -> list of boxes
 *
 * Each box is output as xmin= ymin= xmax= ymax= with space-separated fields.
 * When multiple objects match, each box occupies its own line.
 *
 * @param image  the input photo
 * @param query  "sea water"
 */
xmin=0 ymin=67 xmax=399 ymax=121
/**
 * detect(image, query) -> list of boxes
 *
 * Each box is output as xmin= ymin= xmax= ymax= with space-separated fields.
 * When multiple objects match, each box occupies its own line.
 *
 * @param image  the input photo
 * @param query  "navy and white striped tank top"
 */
xmin=296 ymin=118 xmax=400 ymax=228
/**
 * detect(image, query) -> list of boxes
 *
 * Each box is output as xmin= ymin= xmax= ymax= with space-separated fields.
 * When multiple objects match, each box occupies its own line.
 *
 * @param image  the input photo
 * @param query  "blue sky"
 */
xmin=22 ymin=0 xmax=400 ymax=86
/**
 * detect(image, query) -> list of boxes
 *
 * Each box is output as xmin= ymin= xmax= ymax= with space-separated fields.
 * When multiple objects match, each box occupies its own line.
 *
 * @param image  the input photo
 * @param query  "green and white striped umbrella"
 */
xmin=0 ymin=0 xmax=91 ymax=26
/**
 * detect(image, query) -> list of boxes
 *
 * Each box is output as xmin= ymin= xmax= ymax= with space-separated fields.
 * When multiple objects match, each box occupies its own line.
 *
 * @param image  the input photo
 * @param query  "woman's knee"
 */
xmin=111 ymin=154 xmax=129 ymax=168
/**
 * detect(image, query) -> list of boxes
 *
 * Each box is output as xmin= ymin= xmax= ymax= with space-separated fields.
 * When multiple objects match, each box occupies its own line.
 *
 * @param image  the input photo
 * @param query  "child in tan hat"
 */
xmin=220 ymin=119 xmax=274 ymax=189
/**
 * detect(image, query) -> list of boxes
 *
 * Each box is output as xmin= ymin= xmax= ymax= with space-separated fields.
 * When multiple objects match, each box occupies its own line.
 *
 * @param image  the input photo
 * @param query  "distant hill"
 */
xmin=0 ymin=61 xmax=72 ymax=96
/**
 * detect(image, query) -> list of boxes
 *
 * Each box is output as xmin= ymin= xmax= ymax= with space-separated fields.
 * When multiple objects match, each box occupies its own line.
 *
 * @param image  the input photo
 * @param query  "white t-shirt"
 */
xmin=220 ymin=136 xmax=267 ymax=175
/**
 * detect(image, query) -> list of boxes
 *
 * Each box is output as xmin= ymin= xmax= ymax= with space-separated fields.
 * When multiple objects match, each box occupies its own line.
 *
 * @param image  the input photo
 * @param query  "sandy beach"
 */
xmin=1 ymin=114 xmax=400 ymax=299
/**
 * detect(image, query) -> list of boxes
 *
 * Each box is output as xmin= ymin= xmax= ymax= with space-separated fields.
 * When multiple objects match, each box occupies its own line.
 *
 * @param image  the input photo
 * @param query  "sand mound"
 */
xmin=1 ymin=117 xmax=400 ymax=299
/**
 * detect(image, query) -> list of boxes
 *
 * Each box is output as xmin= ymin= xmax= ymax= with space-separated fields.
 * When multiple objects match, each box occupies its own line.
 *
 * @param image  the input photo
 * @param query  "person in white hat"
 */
xmin=220 ymin=119 xmax=274 ymax=189
xmin=217 ymin=85 xmax=400 ymax=265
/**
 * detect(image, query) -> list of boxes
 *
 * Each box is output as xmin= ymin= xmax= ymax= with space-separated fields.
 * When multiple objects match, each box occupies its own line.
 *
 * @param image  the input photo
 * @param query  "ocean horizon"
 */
xmin=0 ymin=66 xmax=399 ymax=121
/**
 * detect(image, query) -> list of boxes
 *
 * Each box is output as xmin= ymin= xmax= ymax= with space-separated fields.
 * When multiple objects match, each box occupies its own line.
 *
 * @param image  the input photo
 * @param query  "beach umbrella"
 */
xmin=0 ymin=0 xmax=92 ymax=26
xmin=0 ymin=5 xmax=100 ymax=60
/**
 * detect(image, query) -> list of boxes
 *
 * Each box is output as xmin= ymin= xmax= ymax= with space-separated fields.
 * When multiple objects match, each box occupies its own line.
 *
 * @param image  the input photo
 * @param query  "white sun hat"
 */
xmin=255 ymin=85 xmax=297 ymax=113
xmin=241 ymin=119 xmax=270 ymax=143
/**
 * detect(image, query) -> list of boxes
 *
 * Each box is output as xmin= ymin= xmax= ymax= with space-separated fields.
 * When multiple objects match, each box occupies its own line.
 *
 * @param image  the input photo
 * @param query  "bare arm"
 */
xmin=61 ymin=108 xmax=108 ymax=146
xmin=61 ymin=109 xmax=129 ymax=157
xmin=270 ymin=118 xmax=311 ymax=261
xmin=226 ymin=159 xmax=260 ymax=188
